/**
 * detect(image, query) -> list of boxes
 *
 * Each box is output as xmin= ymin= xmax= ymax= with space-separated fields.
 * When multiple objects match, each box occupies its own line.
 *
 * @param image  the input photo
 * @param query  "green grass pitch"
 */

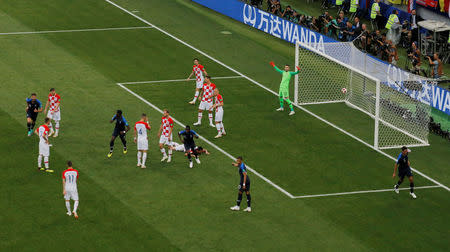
xmin=0 ymin=0 xmax=449 ymax=251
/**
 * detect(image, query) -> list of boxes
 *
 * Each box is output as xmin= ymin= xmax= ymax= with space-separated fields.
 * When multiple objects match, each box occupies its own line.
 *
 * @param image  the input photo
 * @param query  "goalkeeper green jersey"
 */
xmin=274 ymin=66 xmax=299 ymax=90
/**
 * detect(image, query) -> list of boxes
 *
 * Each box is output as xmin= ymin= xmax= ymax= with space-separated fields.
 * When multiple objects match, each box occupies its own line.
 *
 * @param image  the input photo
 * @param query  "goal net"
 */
xmin=294 ymin=41 xmax=431 ymax=149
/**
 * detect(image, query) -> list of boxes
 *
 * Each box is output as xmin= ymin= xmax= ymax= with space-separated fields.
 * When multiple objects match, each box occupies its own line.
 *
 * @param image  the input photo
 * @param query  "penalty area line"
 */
xmin=0 ymin=26 xmax=153 ymax=36
xmin=119 ymin=76 xmax=244 ymax=85
xmin=293 ymin=185 xmax=442 ymax=199
xmin=117 ymin=83 xmax=295 ymax=198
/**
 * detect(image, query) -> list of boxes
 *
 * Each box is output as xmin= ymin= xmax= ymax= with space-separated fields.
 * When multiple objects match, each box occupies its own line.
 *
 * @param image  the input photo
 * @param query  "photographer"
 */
xmin=386 ymin=40 xmax=399 ymax=65
xmin=407 ymin=42 xmax=422 ymax=75
xmin=281 ymin=5 xmax=293 ymax=20
xmin=427 ymin=53 xmax=443 ymax=79
xmin=342 ymin=21 xmax=355 ymax=41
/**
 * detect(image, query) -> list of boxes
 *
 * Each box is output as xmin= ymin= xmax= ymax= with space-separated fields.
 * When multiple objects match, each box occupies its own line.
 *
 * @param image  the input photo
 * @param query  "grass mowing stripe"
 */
xmin=293 ymin=185 xmax=443 ymax=199
xmin=106 ymin=0 xmax=450 ymax=192
xmin=117 ymin=83 xmax=295 ymax=198
xmin=0 ymin=26 xmax=153 ymax=35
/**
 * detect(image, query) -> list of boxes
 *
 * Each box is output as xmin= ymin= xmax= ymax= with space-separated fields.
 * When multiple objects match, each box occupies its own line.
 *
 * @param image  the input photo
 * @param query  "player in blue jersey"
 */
xmin=393 ymin=146 xmax=417 ymax=199
xmin=178 ymin=125 xmax=200 ymax=168
xmin=230 ymin=157 xmax=252 ymax=212
xmin=107 ymin=110 xmax=130 ymax=158
xmin=26 ymin=93 xmax=43 ymax=136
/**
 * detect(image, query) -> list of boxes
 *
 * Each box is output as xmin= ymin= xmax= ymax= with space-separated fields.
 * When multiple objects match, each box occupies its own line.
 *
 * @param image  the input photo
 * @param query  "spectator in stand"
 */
xmin=428 ymin=53 xmax=443 ymax=79
xmin=299 ymin=15 xmax=307 ymax=26
xmin=248 ymin=0 xmax=263 ymax=8
xmin=338 ymin=11 xmax=348 ymax=24
xmin=409 ymin=9 xmax=423 ymax=44
xmin=267 ymin=0 xmax=280 ymax=12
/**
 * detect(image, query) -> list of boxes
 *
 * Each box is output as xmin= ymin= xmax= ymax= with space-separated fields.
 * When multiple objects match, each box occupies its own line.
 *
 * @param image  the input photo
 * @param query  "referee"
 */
xmin=107 ymin=110 xmax=130 ymax=158
xmin=393 ymin=146 xmax=417 ymax=199
xmin=230 ymin=157 xmax=251 ymax=212
xmin=178 ymin=125 xmax=200 ymax=168
xmin=26 ymin=93 xmax=43 ymax=136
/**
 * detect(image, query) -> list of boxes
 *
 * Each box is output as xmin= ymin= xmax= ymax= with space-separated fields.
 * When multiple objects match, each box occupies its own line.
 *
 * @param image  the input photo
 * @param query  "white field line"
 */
xmin=119 ymin=76 xmax=243 ymax=85
xmin=106 ymin=0 xmax=449 ymax=192
xmin=293 ymin=185 xmax=442 ymax=199
xmin=117 ymin=83 xmax=295 ymax=198
xmin=0 ymin=26 xmax=153 ymax=36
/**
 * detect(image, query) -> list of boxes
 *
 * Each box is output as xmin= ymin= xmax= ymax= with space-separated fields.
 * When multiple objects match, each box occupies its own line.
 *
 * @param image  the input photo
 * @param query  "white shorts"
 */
xmin=159 ymin=135 xmax=172 ymax=145
xmin=39 ymin=141 xmax=50 ymax=157
xmin=199 ymin=101 xmax=213 ymax=111
xmin=137 ymin=138 xmax=148 ymax=150
xmin=196 ymin=79 xmax=204 ymax=89
xmin=172 ymin=143 xmax=185 ymax=152
xmin=215 ymin=109 xmax=224 ymax=122
xmin=47 ymin=110 xmax=61 ymax=121
xmin=64 ymin=190 xmax=79 ymax=201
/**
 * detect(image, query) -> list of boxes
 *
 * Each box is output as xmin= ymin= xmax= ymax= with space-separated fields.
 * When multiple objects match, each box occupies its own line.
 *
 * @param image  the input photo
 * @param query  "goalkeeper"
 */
xmin=270 ymin=61 xmax=300 ymax=116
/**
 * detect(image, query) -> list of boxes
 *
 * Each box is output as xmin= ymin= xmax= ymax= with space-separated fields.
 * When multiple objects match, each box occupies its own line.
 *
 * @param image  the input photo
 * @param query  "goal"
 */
xmin=294 ymin=41 xmax=431 ymax=149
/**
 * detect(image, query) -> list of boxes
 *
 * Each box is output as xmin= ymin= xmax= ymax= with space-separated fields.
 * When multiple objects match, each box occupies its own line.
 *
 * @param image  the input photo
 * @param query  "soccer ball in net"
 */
xmin=341 ymin=88 xmax=347 ymax=94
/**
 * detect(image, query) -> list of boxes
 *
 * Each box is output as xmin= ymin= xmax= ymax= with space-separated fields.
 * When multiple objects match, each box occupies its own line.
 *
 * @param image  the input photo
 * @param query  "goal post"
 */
xmin=295 ymin=41 xmax=430 ymax=150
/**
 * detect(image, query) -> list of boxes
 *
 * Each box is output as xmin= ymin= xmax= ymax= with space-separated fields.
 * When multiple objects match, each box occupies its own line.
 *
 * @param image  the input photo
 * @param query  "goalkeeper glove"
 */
xmin=296 ymin=66 xmax=301 ymax=71
xmin=269 ymin=61 xmax=275 ymax=67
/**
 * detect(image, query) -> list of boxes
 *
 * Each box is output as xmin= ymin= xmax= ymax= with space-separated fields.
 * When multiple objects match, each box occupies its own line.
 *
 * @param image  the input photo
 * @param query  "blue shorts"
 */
xmin=398 ymin=168 xmax=413 ymax=179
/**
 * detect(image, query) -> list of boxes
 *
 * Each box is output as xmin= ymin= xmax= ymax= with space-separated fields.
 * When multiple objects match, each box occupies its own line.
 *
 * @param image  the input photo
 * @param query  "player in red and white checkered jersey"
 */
xmin=211 ymin=88 xmax=226 ymax=138
xmin=187 ymin=58 xmax=207 ymax=105
xmin=193 ymin=76 xmax=216 ymax=127
xmin=43 ymin=88 xmax=61 ymax=137
xmin=62 ymin=161 xmax=79 ymax=218
xmin=35 ymin=117 xmax=53 ymax=173
xmin=157 ymin=109 xmax=174 ymax=162
xmin=133 ymin=113 xmax=151 ymax=168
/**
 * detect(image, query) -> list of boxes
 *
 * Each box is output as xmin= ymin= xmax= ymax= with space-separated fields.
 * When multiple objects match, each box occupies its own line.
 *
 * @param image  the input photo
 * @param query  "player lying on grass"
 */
xmin=269 ymin=61 xmax=300 ymax=116
xmin=43 ymin=88 xmax=61 ymax=137
xmin=393 ymin=146 xmax=417 ymax=199
xmin=193 ymin=75 xmax=216 ymax=127
xmin=62 ymin=160 xmax=79 ymax=219
xmin=169 ymin=142 xmax=210 ymax=155
xmin=158 ymin=109 xmax=174 ymax=162
xmin=35 ymin=117 xmax=53 ymax=173
xmin=134 ymin=113 xmax=151 ymax=169
xmin=211 ymin=88 xmax=226 ymax=138
xmin=230 ymin=156 xmax=251 ymax=212
xmin=187 ymin=58 xmax=208 ymax=105
xmin=108 ymin=110 xmax=130 ymax=158
xmin=26 ymin=93 xmax=43 ymax=136
xmin=178 ymin=125 xmax=200 ymax=168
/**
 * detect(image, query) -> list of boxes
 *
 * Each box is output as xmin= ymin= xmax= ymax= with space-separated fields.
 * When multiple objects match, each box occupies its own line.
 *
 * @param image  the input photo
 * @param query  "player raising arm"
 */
xmin=62 ymin=161 xmax=79 ymax=219
xmin=158 ymin=109 xmax=174 ymax=163
xmin=35 ymin=117 xmax=53 ymax=173
xmin=193 ymin=76 xmax=216 ymax=127
xmin=187 ymin=58 xmax=207 ymax=105
xmin=134 ymin=114 xmax=151 ymax=168
xmin=230 ymin=157 xmax=251 ymax=212
xmin=211 ymin=88 xmax=226 ymax=138
xmin=26 ymin=93 xmax=43 ymax=136
xmin=270 ymin=61 xmax=300 ymax=116
xmin=43 ymin=88 xmax=61 ymax=137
